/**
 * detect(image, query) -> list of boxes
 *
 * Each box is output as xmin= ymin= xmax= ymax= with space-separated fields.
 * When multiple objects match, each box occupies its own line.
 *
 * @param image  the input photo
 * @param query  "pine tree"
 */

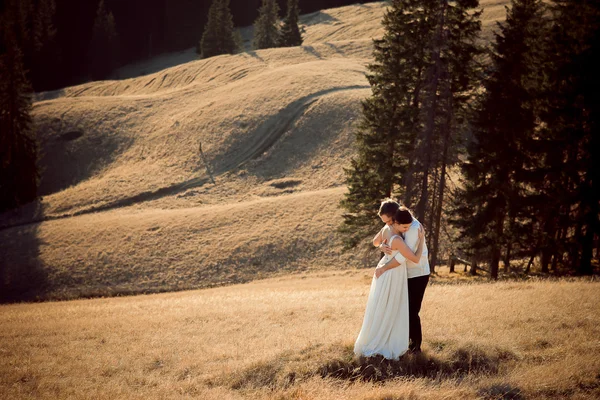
xmin=413 ymin=0 xmax=482 ymax=273
xmin=198 ymin=0 xmax=238 ymax=58
xmin=278 ymin=0 xmax=303 ymax=47
xmin=0 ymin=27 xmax=38 ymax=212
xmin=538 ymin=0 xmax=600 ymax=275
xmin=88 ymin=0 xmax=119 ymax=80
xmin=339 ymin=0 xmax=435 ymax=249
xmin=253 ymin=0 xmax=280 ymax=50
xmin=452 ymin=0 xmax=547 ymax=279
xmin=31 ymin=0 xmax=61 ymax=91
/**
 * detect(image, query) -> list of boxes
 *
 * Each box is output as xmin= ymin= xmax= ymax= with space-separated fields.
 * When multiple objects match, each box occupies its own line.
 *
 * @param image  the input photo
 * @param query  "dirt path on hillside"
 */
xmin=0 ymin=85 xmax=367 ymax=230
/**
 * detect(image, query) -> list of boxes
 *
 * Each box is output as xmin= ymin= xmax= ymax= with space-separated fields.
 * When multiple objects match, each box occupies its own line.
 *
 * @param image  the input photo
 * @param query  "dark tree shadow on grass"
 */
xmin=0 ymin=216 xmax=48 ymax=303
xmin=302 ymin=45 xmax=323 ymax=59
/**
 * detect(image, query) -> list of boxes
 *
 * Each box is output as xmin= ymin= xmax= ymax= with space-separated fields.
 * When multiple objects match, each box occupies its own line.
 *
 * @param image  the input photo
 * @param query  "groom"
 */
xmin=376 ymin=199 xmax=430 ymax=353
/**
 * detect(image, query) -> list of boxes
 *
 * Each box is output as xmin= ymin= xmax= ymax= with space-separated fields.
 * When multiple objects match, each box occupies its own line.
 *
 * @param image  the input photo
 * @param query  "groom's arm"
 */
xmin=372 ymin=225 xmax=389 ymax=247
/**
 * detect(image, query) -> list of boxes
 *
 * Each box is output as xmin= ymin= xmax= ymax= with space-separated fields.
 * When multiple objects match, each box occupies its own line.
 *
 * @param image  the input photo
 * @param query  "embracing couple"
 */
xmin=354 ymin=199 xmax=430 ymax=359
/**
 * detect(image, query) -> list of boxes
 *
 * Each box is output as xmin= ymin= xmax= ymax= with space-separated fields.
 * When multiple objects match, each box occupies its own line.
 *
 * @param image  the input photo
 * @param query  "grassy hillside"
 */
xmin=0 ymin=1 xmax=512 ymax=301
xmin=1 ymin=274 xmax=599 ymax=399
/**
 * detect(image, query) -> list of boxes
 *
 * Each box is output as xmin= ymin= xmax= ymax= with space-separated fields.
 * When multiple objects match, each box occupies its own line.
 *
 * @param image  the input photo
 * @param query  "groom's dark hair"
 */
xmin=393 ymin=206 xmax=414 ymax=224
xmin=378 ymin=199 xmax=400 ymax=217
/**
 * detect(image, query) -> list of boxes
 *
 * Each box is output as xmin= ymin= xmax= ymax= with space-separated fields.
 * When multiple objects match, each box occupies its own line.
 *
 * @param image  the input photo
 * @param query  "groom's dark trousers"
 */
xmin=407 ymin=274 xmax=429 ymax=352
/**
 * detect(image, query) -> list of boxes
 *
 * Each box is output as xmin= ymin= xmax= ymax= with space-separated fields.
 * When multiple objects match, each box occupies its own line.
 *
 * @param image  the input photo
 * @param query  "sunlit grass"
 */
xmin=1 ymin=272 xmax=598 ymax=399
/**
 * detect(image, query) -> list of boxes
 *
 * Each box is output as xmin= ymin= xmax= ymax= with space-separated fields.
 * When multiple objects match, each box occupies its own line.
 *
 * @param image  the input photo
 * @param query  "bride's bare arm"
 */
xmin=375 ymin=254 xmax=401 ymax=278
xmin=389 ymin=227 xmax=425 ymax=263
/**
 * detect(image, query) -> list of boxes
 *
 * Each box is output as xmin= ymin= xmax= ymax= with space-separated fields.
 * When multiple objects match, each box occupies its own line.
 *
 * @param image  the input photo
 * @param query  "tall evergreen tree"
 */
xmin=198 ymin=0 xmax=238 ymax=58
xmin=452 ymin=0 xmax=547 ymax=279
xmin=412 ymin=0 xmax=482 ymax=272
xmin=537 ymin=0 xmax=600 ymax=275
xmin=0 ymin=27 xmax=38 ymax=212
xmin=340 ymin=0 xmax=481 ymax=267
xmin=253 ymin=0 xmax=280 ymax=50
xmin=278 ymin=0 xmax=303 ymax=47
xmin=88 ymin=0 xmax=119 ymax=80
xmin=339 ymin=0 xmax=436 ymax=249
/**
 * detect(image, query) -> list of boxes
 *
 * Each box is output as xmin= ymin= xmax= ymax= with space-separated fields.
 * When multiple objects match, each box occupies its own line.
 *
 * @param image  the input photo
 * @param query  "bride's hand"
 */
xmin=375 ymin=267 xmax=386 ymax=279
xmin=418 ymin=225 xmax=425 ymax=241
xmin=380 ymin=243 xmax=392 ymax=255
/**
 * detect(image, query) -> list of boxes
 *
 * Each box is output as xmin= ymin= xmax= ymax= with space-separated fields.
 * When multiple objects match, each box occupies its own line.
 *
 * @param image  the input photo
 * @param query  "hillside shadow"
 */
xmin=33 ymin=88 xmax=66 ymax=102
xmin=113 ymin=48 xmax=199 ymax=80
xmin=37 ymin=121 xmax=135 ymax=196
xmin=0 ymin=219 xmax=49 ymax=303
xmin=0 ymin=198 xmax=46 ymax=230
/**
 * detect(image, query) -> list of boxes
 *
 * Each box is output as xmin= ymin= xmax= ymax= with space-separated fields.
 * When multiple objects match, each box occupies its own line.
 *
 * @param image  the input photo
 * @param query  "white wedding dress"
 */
xmin=354 ymin=234 xmax=410 ymax=360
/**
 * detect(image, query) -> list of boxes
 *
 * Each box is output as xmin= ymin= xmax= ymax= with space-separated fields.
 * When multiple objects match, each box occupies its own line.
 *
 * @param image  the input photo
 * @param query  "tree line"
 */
xmin=341 ymin=0 xmax=599 ymax=278
xmin=0 ymin=0 xmax=366 ymax=93
xmin=198 ymin=0 xmax=303 ymax=58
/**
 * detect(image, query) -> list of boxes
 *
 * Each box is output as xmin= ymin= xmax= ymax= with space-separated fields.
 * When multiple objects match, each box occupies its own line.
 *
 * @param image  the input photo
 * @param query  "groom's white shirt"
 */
xmin=395 ymin=219 xmax=430 ymax=278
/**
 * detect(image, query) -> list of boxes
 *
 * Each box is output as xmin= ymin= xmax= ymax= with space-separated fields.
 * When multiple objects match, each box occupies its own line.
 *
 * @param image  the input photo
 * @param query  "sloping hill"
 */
xmin=0 ymin=1 xmax=509 ymax=301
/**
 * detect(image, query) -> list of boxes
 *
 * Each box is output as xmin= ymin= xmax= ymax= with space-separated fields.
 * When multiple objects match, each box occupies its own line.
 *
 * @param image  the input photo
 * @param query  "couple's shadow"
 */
xmin=321 ymin=346 xmax=510 ymax=382
xmin=320 ymin=347 xmax=523 ymax=398
xmin=223 ymin=343 xmax=522 ymax=399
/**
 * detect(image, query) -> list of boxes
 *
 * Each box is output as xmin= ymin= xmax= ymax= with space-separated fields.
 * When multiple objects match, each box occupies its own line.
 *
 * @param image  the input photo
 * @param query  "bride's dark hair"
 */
xmin=393 ymin=206 xmax=414 ymax=224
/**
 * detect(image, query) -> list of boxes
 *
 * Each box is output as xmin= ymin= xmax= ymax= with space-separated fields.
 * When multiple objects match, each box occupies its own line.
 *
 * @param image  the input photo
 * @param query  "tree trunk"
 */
xmin=490 ymin=247 xmax=500 ymax=280
xmin=540 ymin=216 xmax=556 ymax=274
xmin=470 ymin=255 xmax=478 ymax=276
xmin=426 ymin=167 xmax=439 ymax=272
xmin=490 ymin=212 xmax=504 ymax=280
xmin=525 ymin=253 xmax=534 ymax=274
xmin=427 ymin=166 xmax=439 ymax=234
xmin=449 ymin=255 xmax=455 ymax=273
xmin=595 ymin=232 xmax=600 ymax=263
xmin=430 ymin=110 xmax=451 ymax=276
xmin=503 ymin=212 xmax=516 ymax=273
xmin=578 ymin=168 xmax=597 ymax=275
xmin=579 ymin=221 xmax=595 ymax=275
xmin=416 ymin=1 xmax=447 ymax=219
xmin=403 ymin=157 xmax=416 ymax=207
xmin=551 ymin=227 xmax=563 ymax=275
xmin=540 ymin=247 xmax=551 ymax=273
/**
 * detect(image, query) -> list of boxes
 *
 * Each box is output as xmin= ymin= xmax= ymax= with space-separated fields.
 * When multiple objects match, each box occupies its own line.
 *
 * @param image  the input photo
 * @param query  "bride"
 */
xmin=354 ymin=203 xmax=425 ymax=360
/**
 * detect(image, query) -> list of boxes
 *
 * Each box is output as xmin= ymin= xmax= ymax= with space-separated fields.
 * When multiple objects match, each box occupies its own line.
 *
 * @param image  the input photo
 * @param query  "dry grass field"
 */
xmin=1 ymin=273 xmax=599 ymax=399
xmin=3 ymin=2 xmax=598 ymax=399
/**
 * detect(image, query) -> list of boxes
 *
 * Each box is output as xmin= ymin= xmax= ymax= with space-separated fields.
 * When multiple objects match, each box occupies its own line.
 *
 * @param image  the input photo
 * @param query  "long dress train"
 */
xmin=354 ymin=235 xmax=409 ymax=360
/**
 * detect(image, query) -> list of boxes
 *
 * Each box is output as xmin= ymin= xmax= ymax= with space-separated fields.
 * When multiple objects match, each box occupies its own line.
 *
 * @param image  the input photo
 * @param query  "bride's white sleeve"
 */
xmin=391 ymin=236 xmax=407 ymax=265
xmin=394 ymin=252 xmax=406 ymax=265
